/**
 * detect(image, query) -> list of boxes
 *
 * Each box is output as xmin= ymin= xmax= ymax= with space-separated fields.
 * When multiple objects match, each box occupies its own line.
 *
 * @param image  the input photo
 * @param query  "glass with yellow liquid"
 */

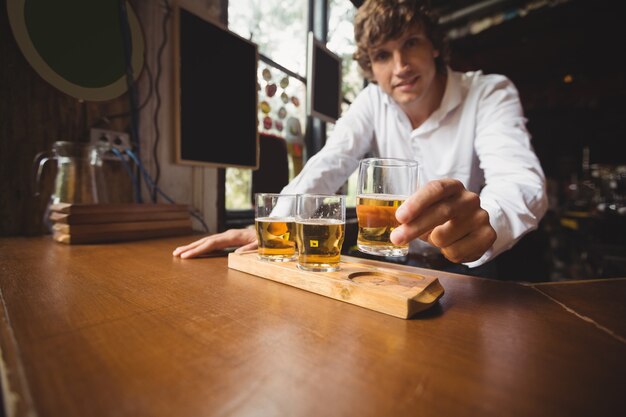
xmin=255 ymin=193 xmax=297 ymax=262
xmin=295 ymin=194 xmax=346 ymax=272
xmin=356 ymin=158 xmax=419 ymax=257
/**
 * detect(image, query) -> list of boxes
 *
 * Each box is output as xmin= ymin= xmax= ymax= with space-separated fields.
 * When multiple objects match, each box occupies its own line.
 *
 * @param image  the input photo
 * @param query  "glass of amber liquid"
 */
xmin=295 ymin=194 xmax=346 ymax=272
xmin=356 ymin=158 xmax=419 ymax=257
xmin=255 ymin=193 xmax=297 ymax=262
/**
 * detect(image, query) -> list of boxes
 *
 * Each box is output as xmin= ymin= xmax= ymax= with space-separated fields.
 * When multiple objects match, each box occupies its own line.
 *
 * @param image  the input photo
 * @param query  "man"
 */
xmin=173 ymin=0 xmax=547 ymax=278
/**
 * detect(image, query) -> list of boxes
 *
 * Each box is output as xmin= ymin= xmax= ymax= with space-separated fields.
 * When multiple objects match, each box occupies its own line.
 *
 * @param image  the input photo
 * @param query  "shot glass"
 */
xmin=295 ymin=193 xmax=346 ymax=272
xmin=356 ymin=157 xmax=420 ymax=257
xmin=254 ymin=193 xmax=297 ymax=262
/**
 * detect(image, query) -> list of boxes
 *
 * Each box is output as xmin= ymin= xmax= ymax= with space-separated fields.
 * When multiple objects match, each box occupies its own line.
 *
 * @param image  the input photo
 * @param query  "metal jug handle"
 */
xmin=32 ymin=150 xmax=54 ymax=198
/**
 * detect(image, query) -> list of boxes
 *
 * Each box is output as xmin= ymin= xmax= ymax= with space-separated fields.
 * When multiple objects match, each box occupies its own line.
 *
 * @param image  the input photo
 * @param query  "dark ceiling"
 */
xmin=448 ymin=0 xmax=625 ymax=105
xmin=430 ymin=0 xmax=532 ymax=31
xmin=349 ymin=0 xmax=535 ymax=33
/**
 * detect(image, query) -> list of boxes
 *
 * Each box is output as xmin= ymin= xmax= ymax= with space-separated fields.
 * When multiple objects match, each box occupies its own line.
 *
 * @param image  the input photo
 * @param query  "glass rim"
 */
xmin=360 ymin=157 xmax=419 ymax=167
xmin=295 ymin=193 xmax=346 ymax=199
xmin=254 ymin=192 xmax=298 ymax=197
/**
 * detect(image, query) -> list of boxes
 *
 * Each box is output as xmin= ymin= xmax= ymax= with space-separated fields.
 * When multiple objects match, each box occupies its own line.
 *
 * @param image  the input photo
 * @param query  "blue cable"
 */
xmin=124 ymin=149 xmax=209 ymax=232
xmin=111 ymin=147 xmax=142 ymax=203
xmin=125 ymin=149 xmax=163 ymax=202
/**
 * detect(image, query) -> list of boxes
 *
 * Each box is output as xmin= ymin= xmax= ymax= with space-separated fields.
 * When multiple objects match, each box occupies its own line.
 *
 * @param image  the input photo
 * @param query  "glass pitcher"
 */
xmin=32 ymin=141 xmax=104 ymax=205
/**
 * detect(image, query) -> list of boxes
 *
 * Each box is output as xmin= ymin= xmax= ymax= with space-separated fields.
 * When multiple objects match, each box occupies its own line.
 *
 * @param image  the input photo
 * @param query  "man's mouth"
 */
xmin=393 ymin=75 xmax=419 ymax=90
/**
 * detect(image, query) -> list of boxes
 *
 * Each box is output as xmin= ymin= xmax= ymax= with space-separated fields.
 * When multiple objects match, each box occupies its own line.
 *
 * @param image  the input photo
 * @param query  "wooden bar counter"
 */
xmin=1 ymin=236 xmax=625 ymax=417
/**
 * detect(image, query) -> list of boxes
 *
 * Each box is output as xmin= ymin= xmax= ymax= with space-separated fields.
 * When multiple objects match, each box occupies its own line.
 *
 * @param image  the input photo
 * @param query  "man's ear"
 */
xmin=433 ymin=49 xmax=440 ymax=58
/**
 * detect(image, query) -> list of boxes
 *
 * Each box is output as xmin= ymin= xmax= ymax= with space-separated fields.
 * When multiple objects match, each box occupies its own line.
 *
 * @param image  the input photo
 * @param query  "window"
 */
xmin=225 ymin=0 xmax=363 ymax=214
xmin=328 ymin=0 xmax=363 ymax=208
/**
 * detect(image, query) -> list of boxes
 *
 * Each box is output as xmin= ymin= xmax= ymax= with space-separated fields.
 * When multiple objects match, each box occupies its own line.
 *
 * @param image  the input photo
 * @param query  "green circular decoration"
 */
xmin=7 ymin=0 xmax=145 ymax=101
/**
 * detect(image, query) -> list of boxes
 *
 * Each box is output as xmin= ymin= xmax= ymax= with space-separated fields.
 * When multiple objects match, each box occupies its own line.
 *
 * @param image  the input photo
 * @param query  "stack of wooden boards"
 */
xmin=49 ymin=203 xmax=193 ymax=244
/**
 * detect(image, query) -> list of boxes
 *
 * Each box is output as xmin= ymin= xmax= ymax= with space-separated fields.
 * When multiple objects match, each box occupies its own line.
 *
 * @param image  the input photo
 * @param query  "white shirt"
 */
xmin=282 ymin=68 xmax=548 ymax=267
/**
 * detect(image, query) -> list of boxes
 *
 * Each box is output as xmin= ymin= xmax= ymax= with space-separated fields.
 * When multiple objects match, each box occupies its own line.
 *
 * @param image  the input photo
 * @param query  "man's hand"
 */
xmin=172 ymin=228 xmax=258 ymax=259
xmin=390 ymin=178 xmax=496 ymax=263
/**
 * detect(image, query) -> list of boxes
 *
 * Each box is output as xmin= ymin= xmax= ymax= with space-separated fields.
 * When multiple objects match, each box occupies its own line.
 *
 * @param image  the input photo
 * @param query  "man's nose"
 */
xmin=392 ymin=50 xmax=410 ymax=74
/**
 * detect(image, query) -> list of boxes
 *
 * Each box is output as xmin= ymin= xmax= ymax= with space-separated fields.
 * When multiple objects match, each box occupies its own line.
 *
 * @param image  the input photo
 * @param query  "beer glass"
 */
xmin=356 ymin=158 xmax=419 ymax=257
xmin=255 ymin=193 xmax=297 ymax=262
xmin=295 ymin=194 xmax=346 ymax=272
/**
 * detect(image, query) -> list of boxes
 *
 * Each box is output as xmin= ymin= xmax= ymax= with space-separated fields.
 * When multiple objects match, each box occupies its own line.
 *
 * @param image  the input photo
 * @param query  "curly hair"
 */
xmin=353 ymin=0 xmax=449 ymax=81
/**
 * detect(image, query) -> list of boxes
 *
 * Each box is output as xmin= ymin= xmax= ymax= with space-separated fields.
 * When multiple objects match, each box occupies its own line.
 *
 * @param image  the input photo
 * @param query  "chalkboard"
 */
xmin=306 ymin=32 xmax=342 ymax=124
xmin=174 ymin=4 xmax=259 ymax=169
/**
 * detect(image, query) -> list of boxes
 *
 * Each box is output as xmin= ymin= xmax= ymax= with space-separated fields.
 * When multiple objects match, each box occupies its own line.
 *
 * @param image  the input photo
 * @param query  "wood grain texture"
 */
xmin=50 ymin=203 xmax=190 ymax=214
xmin=51 ymin=226 xmax=193 ymax=244
xmin=49 ymin=209 xmax=190 ymax=225
xmin=228 ymin=251 xmax=444 ymax=318
xmin=52 ymin=218 xmax=192 ymax=235
xmin=1 ymin=235 xmax=625 ymax=417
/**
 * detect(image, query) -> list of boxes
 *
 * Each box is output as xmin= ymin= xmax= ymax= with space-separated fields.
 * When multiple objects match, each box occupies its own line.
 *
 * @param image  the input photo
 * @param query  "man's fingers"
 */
xmin=395 ymin=179 xmax=465 ymax=223
xmin=391 ymin=185 xmax=477 ymax=245
xmin=430 ymin=210 xmax=496 ymax=263
xmin=173 ymin=228 xmax=257 ymax=259
xmin=178 ymin=239 xmax=216 ymax=259
xmin=389 ymin=178 xmax=496 ymax=264
xmin=428 ymin=207 xmax=490 ymax=249
xmin=172 ymin=237 xmax=210 ymax=256
xmin=439 ymin=225 xmax=496 ymax=263
xmin=235 ymin=242 xmax=259 ymax=253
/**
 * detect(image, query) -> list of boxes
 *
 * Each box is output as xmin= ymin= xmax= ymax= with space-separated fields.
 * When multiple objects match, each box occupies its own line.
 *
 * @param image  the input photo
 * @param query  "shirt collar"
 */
xmin=437 ymin=67 xmax=463 ymax=120
xmin=420 ymin=68 xmax=463 ymax=131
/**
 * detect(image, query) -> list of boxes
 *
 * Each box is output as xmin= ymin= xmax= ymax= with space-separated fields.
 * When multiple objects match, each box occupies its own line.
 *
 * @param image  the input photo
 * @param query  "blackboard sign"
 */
xmin=306 ymin=32 xmax=342 ymax=124
xmin=174 ymin=4 xmax=259 ymax=169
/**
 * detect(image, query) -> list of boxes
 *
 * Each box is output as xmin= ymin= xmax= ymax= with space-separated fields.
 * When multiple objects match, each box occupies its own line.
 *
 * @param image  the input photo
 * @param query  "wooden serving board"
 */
xmin=228 ymin=251 xmax=444 ymax=319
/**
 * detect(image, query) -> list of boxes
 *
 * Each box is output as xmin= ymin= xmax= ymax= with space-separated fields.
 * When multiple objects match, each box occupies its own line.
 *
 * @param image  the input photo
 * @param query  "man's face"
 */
xmin=368 ymin=25 xmax=440 ymax=107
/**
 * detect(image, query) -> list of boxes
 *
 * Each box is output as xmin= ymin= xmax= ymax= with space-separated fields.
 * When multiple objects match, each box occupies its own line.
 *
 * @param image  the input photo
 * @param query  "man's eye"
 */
xmin=405 ymin=38 xmax=419 ymax=48
xmin=372 ymin=51 xmax=389 ymax=62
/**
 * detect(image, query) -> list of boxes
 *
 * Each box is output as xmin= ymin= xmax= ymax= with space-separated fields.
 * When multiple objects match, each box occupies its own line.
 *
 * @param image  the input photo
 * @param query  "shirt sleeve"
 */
xmin=281 ymin=86 xmax=377 ymax=195
xmin=465 ymin=75 xmax=548 ymax=268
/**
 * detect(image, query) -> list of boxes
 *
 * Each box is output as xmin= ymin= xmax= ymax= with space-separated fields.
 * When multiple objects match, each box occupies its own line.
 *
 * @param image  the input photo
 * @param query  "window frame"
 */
xmin=220 ymin=0 xmax=357 ymax=232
